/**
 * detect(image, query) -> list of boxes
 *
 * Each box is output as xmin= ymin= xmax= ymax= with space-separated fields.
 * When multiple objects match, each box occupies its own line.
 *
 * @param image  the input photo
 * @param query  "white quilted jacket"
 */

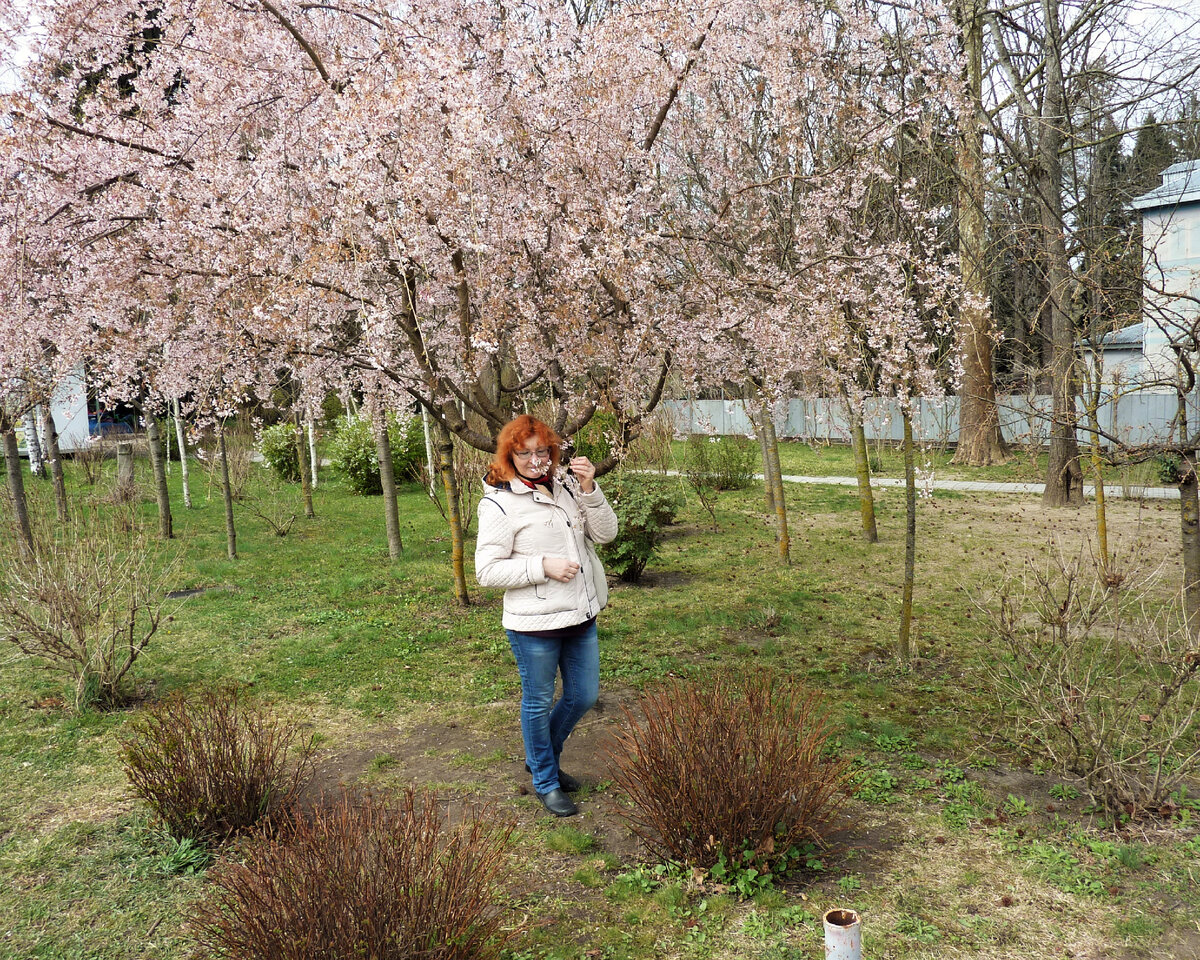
xmin=474 ymin=477 xmax=619 ymax=631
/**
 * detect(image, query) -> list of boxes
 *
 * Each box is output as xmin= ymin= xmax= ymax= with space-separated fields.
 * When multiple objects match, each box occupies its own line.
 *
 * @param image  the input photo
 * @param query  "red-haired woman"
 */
xmin=475 ymin=414 xmax=618 ymax=817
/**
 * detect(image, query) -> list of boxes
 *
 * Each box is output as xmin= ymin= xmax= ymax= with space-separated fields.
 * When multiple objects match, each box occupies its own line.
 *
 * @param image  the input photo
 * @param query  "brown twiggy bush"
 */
xmin=198 ymin=420 xmax=254 ymax=502
xmin=0 ymin=507 xmax=175 ymax=709
xmin=605 ymin=671 xmax=850 ymax=874
xmin=120 ymin=686 xmax=316 ymax=843
xmin=244 ymin=469 xmax=298 ymax=537
xmin=982 ymin=550 xmax=1200 ymax=819
xmin=191 ymin=788 xmax=516 ymax=960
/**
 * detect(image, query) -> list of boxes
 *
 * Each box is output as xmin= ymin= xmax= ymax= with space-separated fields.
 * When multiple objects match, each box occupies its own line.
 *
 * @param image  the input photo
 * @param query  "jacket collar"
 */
xmin=483 ymin=475 xmax=551 ymax=497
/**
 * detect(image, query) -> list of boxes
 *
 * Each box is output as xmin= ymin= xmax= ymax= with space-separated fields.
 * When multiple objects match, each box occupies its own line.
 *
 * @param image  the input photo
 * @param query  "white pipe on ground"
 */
xmin=823 ymin=907 xmax=861 ymax=960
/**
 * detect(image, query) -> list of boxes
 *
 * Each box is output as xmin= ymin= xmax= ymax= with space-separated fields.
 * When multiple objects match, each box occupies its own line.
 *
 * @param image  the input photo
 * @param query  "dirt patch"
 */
xmin=303 ymin=701 xmax=644 ymax=862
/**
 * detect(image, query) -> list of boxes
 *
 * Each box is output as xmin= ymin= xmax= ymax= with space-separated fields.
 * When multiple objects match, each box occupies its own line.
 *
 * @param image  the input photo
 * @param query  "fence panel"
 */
xmin=665 ymin=393 xmax=1187 ymax=448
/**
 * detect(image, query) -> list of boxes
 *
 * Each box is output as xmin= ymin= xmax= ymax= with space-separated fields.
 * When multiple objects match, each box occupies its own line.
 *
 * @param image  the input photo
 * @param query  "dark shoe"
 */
xmin=537 ymin=788 xmax=578 ymax=818
xmin=526 ymin=763 xmax=582 ymax=793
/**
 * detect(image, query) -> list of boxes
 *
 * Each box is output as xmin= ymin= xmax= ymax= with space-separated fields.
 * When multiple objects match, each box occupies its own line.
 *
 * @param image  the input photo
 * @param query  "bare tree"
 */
xmin=983 ymin=0 xmax=1200 ymax=505
xmin=951 ymin=0 xmax=1010 ymax=466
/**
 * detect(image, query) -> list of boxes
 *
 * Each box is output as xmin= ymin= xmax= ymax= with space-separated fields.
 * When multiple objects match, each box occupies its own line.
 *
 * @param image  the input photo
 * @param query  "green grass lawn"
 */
xmin=0 ymin=451 xmax=1194 ymax=960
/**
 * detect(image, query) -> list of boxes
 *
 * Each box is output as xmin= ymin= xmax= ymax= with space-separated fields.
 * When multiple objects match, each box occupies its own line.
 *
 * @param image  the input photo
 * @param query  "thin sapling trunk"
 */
xmin=219 ymin=423 xmax=237 ymax=560
xmin=899 ymin=411 xmax=916 ymax=660
xmin=849 ymin=407 xmax=878 ymax=543
xmin=172 ymin=400 xmax=192 ymax=509
xmin=145 ymin=413 xmax=174 ymax=539
xmin=295 ymin=413 xmax=314 ymax=519
xmin=42 ymin=406 xmax=68 ymax=523
xmin=373 ymin=405 xmax=403 ymax=560
xmin=435 ymin=419 xmax=470 ymax=605
xmin=3 ymin=424 xmax=34 ymax=555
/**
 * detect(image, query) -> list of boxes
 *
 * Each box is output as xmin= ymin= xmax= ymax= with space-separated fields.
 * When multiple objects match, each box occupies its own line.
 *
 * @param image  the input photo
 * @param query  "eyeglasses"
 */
xmin=513 ymin=448 xmax=550 ymax=460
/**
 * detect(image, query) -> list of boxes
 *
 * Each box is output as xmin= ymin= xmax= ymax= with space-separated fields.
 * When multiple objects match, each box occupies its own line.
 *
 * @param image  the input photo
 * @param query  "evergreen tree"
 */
xmin=1127 ymin=113 xmax=1175 ymax=197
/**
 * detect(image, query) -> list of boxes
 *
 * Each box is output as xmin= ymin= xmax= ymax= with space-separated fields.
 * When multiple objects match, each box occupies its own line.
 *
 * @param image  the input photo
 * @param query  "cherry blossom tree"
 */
xmin=649 ymin=0 xmax=966 ymax=570
xmin=5 ymin=0 xmax=970 ymax=612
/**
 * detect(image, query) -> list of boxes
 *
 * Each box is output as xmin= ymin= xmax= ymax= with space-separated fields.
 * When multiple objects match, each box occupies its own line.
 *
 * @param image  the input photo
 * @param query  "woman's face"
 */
xmin=512 ymin=435 xmax=552 ymax=480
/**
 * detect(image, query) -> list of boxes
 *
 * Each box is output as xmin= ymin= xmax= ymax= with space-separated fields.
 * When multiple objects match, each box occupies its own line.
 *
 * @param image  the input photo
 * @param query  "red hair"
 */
xmin=487 ymin=415 xmax=562 ymax=483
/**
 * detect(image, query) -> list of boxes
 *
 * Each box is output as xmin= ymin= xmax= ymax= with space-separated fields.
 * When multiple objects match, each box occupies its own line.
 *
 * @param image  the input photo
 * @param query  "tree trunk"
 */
xmin=372 ymin=405 xmax=404 ymax=560
xmin=22 ymin=406 xmax=44 ymax=477
xmin=42 ymin=405 xmax=68 ymax=523
xmin=1090 ymin=438 xmax=1110 ymax=577
xmin=3 ymin=425 xmax=34 ymax=556
xmin=421 ymin=406 xmax=438 ymax=497
xmin=1181 ymin=455 xmax=1200 ymax=633
xmin=172 ymin=400 xmax=192 ymax=509
xmin=758 ymin=403 xmax=790 ymax=564
xmin=116 ymin=442 xmax=135 ymax=494
xmin=1038 ymin=0 xmax=1084 ymax=508
xmin=849 ymin=407 xmax=878 ymax=543
xmin=219 ymin=423 xmax=237 ymax=560
xmin=145 ymin=414 xmax=173 ymax=539
xmin=952 ymin=0 xmax=1009 ymax=467
xmin=1176 ymin=385 xmax=1199 ymax=630
xmin=434 ymin=419 xmax=471 ymax=604
xmin=307 ymin=419 xmax=318 ymax=489
xmin=295 ymin=413 xmax=315 ymax=519
xmin=757 ymin=420 xmax=775 ymax=514
xmin=899 ymin=411 xmax=917 ymax=660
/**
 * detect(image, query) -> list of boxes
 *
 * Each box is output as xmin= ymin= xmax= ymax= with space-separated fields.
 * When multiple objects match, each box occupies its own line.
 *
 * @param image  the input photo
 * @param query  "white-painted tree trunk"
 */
xmin=22 ymin=406 xmax=44 ymax=476
xmin=307 ymin=420 xmax=318 ymax=488
xmin=172 ymin=399 xmax=192 ymax=509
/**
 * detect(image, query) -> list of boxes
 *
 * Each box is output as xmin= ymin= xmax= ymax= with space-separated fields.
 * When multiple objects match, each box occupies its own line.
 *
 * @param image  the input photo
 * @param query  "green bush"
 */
xmin=1155 ymin=452 xmax=1183 ymax=485
xmin=598 ymin=473 xmax=684 ymax=583
xmin=328 ymin=413 xmax=425 ymax=495
xmin=683 ymin=434 xmax=758 ymax=490
xmin=258 ymin=422 xmax=300 ymax=482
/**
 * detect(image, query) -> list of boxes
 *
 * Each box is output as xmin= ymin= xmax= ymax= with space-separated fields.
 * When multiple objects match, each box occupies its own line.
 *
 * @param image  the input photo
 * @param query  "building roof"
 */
xmin=1097 ymin=321 xmax=1146 ymax=347
xmin=1080 ymin=321 xmax=1142 ymax=352
xmin=1131 ymin=159 xmax=1200 ymax=211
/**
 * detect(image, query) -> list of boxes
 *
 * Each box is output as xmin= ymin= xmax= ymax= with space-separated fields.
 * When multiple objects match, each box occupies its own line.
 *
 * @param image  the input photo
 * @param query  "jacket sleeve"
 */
xmin=474 ymin=497 xmax=549 ymax=588
xmin=578 ymin=484 xmax=619 ymax=546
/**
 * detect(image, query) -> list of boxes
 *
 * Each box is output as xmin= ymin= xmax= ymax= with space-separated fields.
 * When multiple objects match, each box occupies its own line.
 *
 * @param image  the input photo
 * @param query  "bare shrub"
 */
xmin=75 ymin=435 xmax=109 ymax=485
xmin=191 ymin=788 xmax=516 ymax=960
xmin=982 ymin=551 xmax=1200 ymax=819
xmin=0 ymin=508 xmax=175 ymax=709
xmin=624 ymin=409 xmax=677 ymax=474
xmin=198 ymin=420 xmax=254 ymax=502
xmin=244 ymin=468 xmax=297 ymax=537
xmin=121 ymin=686 xmax=316 ymax=844
xmin=605 ymin=671 xmax=850 ymax=875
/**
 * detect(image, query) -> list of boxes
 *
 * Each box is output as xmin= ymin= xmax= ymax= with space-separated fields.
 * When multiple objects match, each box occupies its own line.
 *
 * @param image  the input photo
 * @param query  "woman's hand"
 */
xmin=569 ymin=456 xmax=596 ymax=493
xmin=543 ymin=557 xmax=581 ymax=582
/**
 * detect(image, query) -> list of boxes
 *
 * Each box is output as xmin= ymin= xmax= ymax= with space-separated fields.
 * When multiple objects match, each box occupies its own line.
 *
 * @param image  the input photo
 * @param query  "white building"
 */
xmin=12 ymin=367 xmax=101 ymax=456
xmin=1113 ymin=158 xmax=1200 ymax=392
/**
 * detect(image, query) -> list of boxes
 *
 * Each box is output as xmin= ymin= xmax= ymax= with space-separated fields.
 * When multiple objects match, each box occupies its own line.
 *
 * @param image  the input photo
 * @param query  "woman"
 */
xmin=475 ymin=414 xmax=618 ymax=817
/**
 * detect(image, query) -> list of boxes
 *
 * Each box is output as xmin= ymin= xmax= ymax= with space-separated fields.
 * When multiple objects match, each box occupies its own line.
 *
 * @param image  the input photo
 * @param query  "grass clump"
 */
xmin=120 ymin=686 xmax=315 ymax=843
xmin=191 ymin=788 xmax=516 ymax=960
xmin=605 ymin=671 xmax=850 ymax=881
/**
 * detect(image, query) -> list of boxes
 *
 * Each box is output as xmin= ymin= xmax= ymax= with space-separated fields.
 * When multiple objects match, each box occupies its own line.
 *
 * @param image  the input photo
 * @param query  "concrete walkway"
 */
xmin=775 ymin=473 xmax=1180 ymax=500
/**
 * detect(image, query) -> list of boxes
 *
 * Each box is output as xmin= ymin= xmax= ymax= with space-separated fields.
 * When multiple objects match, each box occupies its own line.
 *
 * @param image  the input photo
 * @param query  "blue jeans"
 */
xmin=506 ymin=620 xmax=599 ymax=795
